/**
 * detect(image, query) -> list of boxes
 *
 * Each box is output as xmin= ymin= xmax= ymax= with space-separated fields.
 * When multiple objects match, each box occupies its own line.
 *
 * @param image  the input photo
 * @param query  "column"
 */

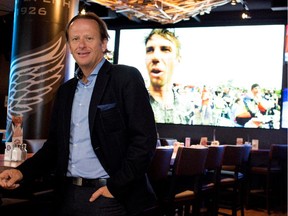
xmin=6 ymin=0 xmax=79 ymax=141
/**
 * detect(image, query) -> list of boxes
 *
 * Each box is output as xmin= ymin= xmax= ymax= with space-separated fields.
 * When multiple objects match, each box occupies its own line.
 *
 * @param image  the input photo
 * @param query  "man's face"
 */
xmin=68 ymin=18 xmax=107 ymax=73
xmin=252 ymin=86 xmax=260 ymax=95
xmin=145 ymin=34 xmax=179 ymax=88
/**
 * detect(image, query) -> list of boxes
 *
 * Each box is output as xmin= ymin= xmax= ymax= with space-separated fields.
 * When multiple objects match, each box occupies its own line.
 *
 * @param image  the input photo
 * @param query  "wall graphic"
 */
xmin=6 ymin=0 xmax=78 ymax=140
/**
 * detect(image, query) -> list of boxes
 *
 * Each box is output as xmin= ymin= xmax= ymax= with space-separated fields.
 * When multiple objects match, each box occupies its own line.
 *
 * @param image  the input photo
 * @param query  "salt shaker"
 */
xmin=11 ymin=144 xmax=22 ymax=161
xmin=4 ymin=142 xmax=14 ymax=161
xmin=21 ymin=143 xmax=27 ymax=161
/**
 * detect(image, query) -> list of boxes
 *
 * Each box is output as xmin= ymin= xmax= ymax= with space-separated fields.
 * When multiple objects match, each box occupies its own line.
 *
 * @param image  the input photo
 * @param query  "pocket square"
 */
xmin=97 ymin=103 xmax=116 ymax=111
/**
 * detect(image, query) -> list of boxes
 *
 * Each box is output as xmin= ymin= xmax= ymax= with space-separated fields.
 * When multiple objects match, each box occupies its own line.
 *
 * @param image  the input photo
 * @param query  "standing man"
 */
xmin=200 ymin=85 xmax=212 ymax=125
xmin=145 ymin=28 xmax=193 ymax=124
xmin=0 ymin=12 xmax=157 ymax=216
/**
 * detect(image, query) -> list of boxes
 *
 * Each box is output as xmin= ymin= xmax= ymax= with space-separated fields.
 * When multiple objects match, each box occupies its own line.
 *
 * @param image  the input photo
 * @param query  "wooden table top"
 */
xmin=0 ymin=153 xmax=33 ymax=172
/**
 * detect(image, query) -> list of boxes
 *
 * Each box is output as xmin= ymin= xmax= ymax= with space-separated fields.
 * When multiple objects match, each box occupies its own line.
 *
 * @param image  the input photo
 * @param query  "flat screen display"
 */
xmin=118 ymin=25 xmax=285 ymax=129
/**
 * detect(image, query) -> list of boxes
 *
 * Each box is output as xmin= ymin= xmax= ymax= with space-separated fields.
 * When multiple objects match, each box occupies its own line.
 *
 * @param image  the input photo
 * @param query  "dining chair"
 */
xmin=247 ymin=144 xmax=287 ymax=214
xmin=161 ymin=146 xmax=209 ymax=216
xmin=201 ymin=145 xmax=225 ymax=216
xmin=218 ymin=144 xmax=250 ymax=216
xmin=241 ymin=144 xmax=252 ymax=207
xmin=147 ymin=147 xmax=173 ymax=201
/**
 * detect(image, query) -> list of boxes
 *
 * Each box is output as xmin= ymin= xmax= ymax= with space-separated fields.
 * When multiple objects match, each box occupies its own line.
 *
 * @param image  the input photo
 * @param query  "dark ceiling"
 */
xmin=86 ymin=0 xmax=287 ymax=27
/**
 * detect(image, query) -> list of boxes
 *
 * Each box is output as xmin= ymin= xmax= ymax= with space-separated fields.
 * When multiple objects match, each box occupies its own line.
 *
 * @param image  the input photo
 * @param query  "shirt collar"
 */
xmin=77 ymin=58 xmax=106 ymax=86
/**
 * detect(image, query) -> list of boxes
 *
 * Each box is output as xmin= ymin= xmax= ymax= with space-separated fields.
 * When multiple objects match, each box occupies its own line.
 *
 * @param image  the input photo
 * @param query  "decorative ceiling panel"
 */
xmin=88 ymin=0 xmax=232 ymax=24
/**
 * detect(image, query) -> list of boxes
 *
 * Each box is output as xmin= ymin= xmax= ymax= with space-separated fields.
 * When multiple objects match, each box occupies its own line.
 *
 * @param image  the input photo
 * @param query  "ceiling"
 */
xmin=0 ymin=0 xmax=287 ymax=24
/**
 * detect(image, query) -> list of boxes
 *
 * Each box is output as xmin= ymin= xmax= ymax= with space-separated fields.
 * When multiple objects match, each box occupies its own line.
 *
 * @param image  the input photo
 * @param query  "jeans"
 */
xmin=55 ymin=184 xmax=127 ymax=216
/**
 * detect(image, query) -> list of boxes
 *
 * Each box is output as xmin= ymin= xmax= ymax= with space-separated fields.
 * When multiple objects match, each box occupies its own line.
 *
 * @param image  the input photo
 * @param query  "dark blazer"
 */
xmin=17 ymin=60 xmax=158 ymax=215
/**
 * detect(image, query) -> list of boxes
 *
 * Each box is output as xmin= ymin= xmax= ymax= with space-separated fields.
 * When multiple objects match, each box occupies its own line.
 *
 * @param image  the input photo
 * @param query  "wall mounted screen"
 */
xmin=118 ymin=25 xmax=285 ymax=129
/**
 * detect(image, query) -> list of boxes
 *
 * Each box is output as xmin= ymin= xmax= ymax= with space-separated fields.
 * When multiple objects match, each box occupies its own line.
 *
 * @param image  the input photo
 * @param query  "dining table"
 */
xmin=0 ymin=153 xmax=33 ymax=172
xmin=0 ymin=153 xmax=41 ymax=210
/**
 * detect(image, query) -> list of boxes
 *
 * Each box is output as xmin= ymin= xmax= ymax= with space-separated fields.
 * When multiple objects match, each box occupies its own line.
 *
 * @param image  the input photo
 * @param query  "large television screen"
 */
xmin=118 ymin=25 xmax=285 ymax=129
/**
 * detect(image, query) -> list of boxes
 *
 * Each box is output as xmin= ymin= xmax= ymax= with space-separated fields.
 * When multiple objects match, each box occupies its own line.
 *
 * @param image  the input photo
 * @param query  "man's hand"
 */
xmin=89 ymin=186 xmax=114 ymax=202
xmin=0 ymin=169 xmax=23 ymax=189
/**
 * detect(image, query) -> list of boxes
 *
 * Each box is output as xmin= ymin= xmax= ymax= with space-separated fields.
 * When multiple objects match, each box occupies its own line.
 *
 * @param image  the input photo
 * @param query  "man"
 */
xmin=200 ymin=85 xmax=212 ymax=125
xmin=0 ymin=12 xmax=157 ymax=216
xmin=233 ymin=83 xmax=272 ymax=128
xmin=144 ymin=28 xmax=194 ymax=124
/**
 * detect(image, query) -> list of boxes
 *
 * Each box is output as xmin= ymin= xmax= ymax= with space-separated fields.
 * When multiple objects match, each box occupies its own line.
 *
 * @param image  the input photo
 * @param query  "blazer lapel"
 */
xmin=89 ymin=60 xmax=112 ymax=130
xmin=63 ymin=78 xmax=78 ymax=145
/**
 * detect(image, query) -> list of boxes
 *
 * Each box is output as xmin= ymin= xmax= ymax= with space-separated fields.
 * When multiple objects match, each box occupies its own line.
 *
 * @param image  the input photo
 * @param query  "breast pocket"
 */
xmin=98 ymin=103 xmax=125 ymax=133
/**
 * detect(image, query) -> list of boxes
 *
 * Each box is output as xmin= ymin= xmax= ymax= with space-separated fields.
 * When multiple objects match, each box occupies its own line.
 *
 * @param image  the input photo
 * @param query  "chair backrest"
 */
xmin=240 ymin=144 xmax=252 ymax=174
xmin=160 ymin=138 xmax=177 ymax=147
xmin=242 ymin=144 xmax=252 ymax=163
xmin=23 ymin=139 xmax=46 ymax=153
xmin=222 ymin=145 xmax=245 ymax=167
xmin=173 ymin=147 xmax=208 ymax=176
xmin=269 ymin=144 xmax=287 ymax=169
xmin=205 ymin=145 xmax=225 ymax=170
xmin=148 ymin=147 xmax=173 ymax=182
xmin=159 ymin=138 xmax=169 ymax=146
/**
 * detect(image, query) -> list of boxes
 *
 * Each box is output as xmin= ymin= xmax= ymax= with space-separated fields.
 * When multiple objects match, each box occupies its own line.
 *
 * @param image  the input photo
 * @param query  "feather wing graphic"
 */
xmin=7 ymin=36 xmax=66 ymax=118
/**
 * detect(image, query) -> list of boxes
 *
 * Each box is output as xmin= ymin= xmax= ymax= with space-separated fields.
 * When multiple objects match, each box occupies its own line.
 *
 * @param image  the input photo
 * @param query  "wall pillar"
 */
xmin=6 ymin=0 xmax=79 ymax=140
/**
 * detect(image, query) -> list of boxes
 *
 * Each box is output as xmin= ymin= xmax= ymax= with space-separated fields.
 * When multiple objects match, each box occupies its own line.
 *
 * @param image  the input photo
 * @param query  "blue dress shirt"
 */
xmin=67 ymin=58 xmax=109 ymax=179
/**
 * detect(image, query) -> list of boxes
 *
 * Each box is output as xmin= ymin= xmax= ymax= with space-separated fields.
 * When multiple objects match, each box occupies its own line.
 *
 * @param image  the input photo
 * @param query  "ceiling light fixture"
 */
xmin=241 ymin=1 xmax=251 ymax=19
xmin=87 ymin=0 xmax=232 ymax=24
xmin=241 ymin=10 xmax=251 ymax=19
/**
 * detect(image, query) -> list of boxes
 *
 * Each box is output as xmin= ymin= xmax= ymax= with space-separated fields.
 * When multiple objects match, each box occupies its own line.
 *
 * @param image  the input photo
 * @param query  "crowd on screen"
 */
xmin=170 ymin=83 xmax=281 ymax=129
